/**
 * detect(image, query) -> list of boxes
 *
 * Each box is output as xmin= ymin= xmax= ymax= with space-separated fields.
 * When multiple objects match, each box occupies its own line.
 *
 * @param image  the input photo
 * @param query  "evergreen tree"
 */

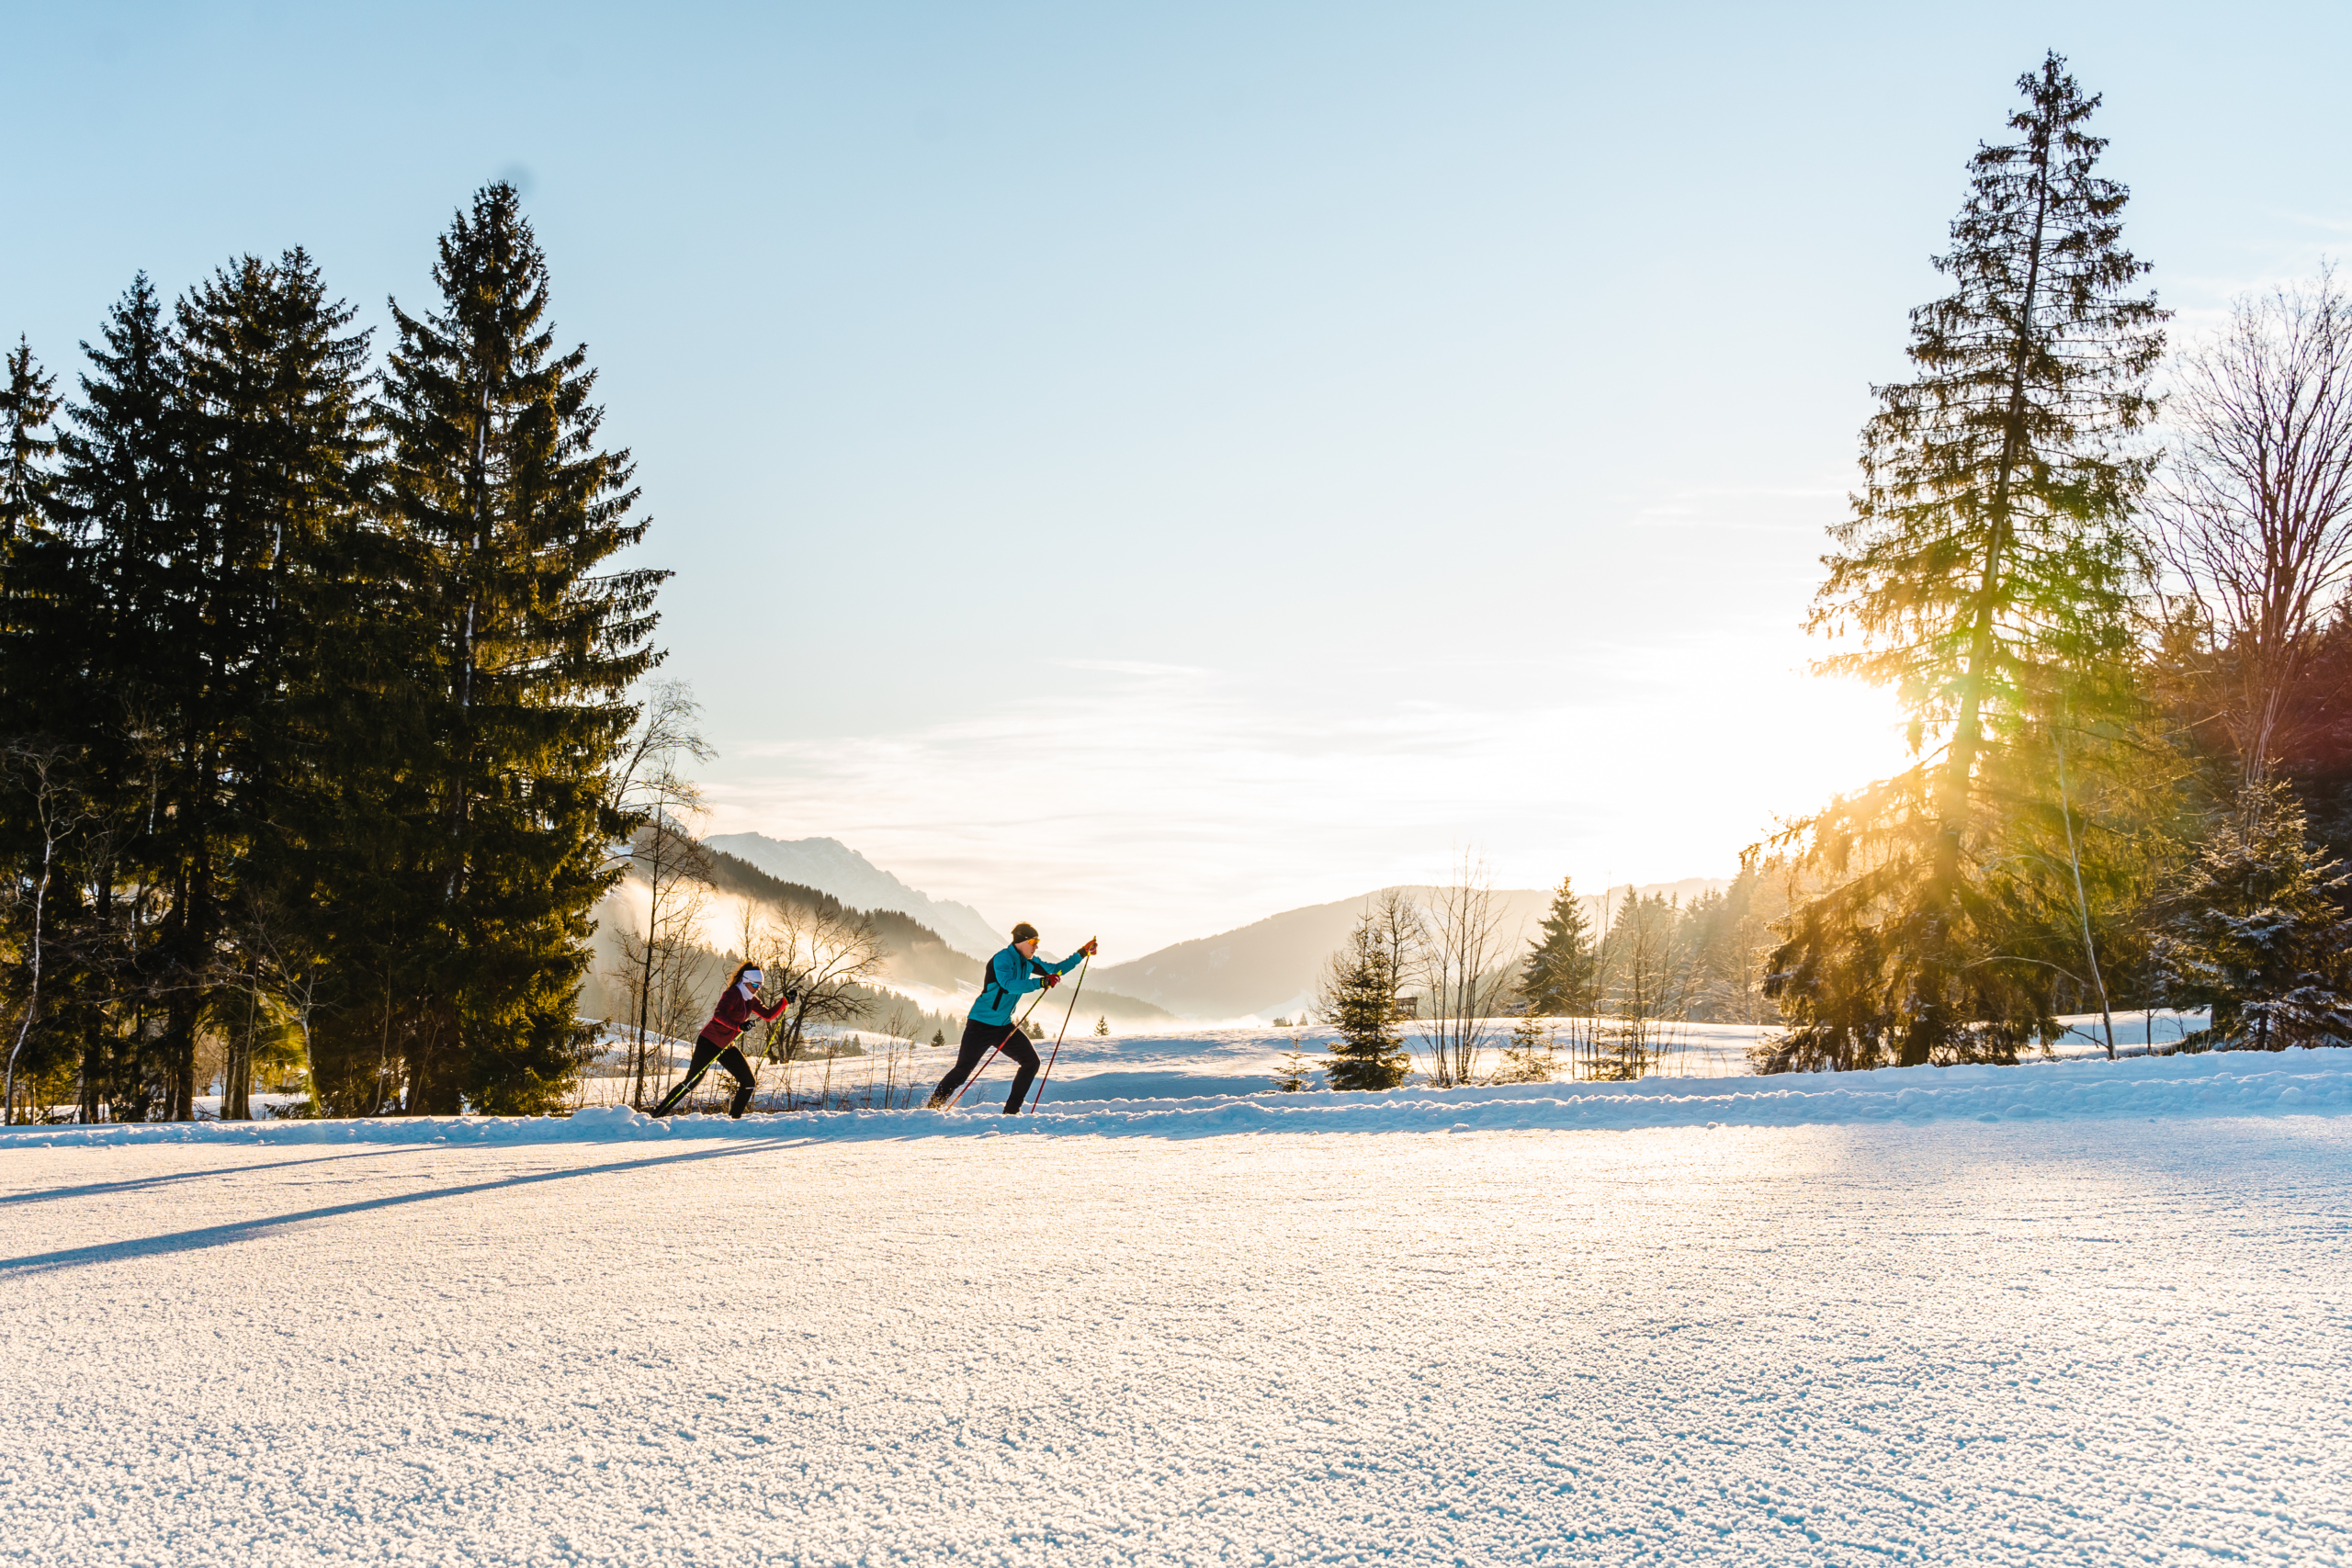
xmin=1520 ymin=875 xmax=1598 ymax=1015
xmin=371 ymin=184 xmax=666 ymax=1113
xmin=0 ymin=342 xmax=72 ymax=1120
xmin=0 ymin=335 xmax=59 ymax=551
xmin=1093 ymin=1014 xmax=1109 ymax=1036
xmin=40 ymin=276 xmax=187 ymax=1119
xmin=175 ymin=250 xmax=377 ymax=1120
xmin=2161 ymin=781 xmax=2352 ymax=1049
xmin=1493 ymin=1012 xmax=1559 ymax=1083
xmin=1769 ymin=54 xmax=2166 ymax=1068
xmin=9 ymin=261 xmax=373 ymax=1122
xmin=1317 ymin=909 xmax=1409 ymax=1091
xmin=1271 ymin=1045 xmax=1312 ymax=1092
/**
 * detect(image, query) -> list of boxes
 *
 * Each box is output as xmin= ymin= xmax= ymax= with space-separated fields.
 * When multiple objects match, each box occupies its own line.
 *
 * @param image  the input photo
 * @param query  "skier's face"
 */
xmin=1015 ymin=938 xmax=1039 ymax=959
xmin=742 ymin=969 xmax=763 ymax=991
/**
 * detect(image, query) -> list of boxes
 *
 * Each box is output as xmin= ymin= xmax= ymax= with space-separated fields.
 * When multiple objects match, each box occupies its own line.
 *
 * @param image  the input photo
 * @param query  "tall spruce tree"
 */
xmin=42 ymin=276 xmax=187 ymax=1119
xmin=1521 ymin=875 xmax=1599 ymax=1016
xmin=177 ymin=251 xmax=376 ymax=1123
xmin=1770 ymin=54 xmax=2166 ymax=1067
xmin=373 ymin=184 xmax=665 ymax=1113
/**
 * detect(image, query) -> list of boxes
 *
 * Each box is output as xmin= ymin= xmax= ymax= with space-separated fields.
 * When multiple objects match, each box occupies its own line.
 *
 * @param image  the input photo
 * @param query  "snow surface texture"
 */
xmin=6 ymin=1053 xmax=2347 ymax=1566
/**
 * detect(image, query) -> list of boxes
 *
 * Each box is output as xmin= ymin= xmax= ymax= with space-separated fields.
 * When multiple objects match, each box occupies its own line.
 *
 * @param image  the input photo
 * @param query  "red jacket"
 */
xmin=701 ymin=985 xmax=789 ymax=1047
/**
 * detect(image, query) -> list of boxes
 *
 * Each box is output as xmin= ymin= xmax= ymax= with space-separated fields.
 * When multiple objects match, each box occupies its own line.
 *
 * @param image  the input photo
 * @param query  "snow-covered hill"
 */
xmin=704 ymin=833 xmax=1003 ymax=958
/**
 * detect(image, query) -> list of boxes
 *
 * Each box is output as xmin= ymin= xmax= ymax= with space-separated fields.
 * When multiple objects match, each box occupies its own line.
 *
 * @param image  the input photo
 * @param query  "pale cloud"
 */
xmin=703 ymin=644 xmax=1907 ymax=956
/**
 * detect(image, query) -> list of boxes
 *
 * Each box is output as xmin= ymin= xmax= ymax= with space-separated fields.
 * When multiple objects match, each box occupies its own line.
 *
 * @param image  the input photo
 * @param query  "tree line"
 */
xmin=1309 ymin=54 xmax=2352 ymax=1089
xmin=1758 ymin=53 xmax=2352 ymax=1071
xmin=0 ymin=184 xmax=664 ymax=1123
xmin=1308 ymin=869 xmax=1784 ymax=1089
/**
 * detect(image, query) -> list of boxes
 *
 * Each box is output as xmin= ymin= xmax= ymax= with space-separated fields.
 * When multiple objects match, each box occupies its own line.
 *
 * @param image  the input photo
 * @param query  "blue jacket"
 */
xmin=970 ymin=943 xmax=1085 ymax=1025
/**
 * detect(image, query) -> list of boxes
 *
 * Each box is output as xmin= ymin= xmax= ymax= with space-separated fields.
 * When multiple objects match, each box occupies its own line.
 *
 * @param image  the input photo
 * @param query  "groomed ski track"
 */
xmin=4 ymin=1051 xmax=2349 ymax=1564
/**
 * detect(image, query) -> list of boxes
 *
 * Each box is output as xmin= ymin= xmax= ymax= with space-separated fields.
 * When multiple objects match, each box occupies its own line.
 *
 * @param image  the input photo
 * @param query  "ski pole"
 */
xmin=744 ymin=990 xmax=812 ymax=1113
xmin=755 ymin=988 xmax=812 ymax=1074
xmin=650 ymin=1052 xmax=708 ymax=1118
xmin=948 ymin=987 xmax=1052 ymax=1110
xmin=1026 ymin=955 xmax=1089 ymax=1112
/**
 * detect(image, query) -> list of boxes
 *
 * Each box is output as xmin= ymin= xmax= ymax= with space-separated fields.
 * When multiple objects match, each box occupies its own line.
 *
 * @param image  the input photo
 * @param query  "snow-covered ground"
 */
xmin=571 ymin=1009 xmax=2216 ymax=1112
xmin=138 ymin=1010 xmax=2224 ymax=1124
xmin=4 ymin=1047 xmax=2348 ymax=1564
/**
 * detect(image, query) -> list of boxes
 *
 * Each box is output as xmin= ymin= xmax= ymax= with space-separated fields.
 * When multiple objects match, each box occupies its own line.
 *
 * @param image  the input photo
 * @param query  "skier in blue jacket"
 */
xmin=928 ymin=922 xmax=1098 ymax=1112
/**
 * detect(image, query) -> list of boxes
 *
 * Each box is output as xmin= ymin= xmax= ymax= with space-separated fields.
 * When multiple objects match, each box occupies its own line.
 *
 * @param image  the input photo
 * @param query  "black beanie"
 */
xmin=1012 ymin=922 xmax=1040 ymax=943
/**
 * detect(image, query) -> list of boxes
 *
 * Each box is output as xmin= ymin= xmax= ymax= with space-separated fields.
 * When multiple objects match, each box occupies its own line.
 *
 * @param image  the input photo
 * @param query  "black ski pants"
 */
xmin=929 ymin=1019 xmax=1040 ymax=1113
xmin=653 ymin=1033 xmax=757 ymax=1118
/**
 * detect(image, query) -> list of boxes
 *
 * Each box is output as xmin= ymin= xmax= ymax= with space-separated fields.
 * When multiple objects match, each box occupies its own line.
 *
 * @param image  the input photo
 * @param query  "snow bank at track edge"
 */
xmin=5 ymin=1048 xmax=2351 ymax=1149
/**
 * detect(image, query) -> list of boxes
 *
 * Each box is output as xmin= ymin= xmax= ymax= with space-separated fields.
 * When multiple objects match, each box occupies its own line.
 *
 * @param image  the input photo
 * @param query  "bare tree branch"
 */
xmin=2157 ymin=267 xmax=2352 ymax=781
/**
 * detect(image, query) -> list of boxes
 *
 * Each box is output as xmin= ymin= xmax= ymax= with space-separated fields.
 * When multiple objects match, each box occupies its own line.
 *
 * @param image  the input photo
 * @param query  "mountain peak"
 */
xmin=703 ymin=834 xmax=1004 ymax=959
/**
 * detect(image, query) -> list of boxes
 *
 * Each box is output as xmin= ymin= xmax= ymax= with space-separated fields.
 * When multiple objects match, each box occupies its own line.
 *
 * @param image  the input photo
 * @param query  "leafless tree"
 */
xmin=608 ymin=679 xmax=715 ymax=840
xmin=605 ymin=682 xmax=718 ymax=1108
xmin=1412 ymin=854 xmax=1517 ymax=1088
xmin=613 ymin=778 xmax=716 ymax=1109
xmin=1367 ymin=887 xmax=1426 ymax=1021
xmin=1587 ymin=889 xmax=1691 ymax=1080
xmin=2158 ymin=269 xmax=2352 ymax=783
xmin=748 ymin=899 xmax=886 ymax=1067
xmin=234 ymin=891 xmax=334 ymax=1117
xmin=3 ymin=744 xmax=86 ymax=1124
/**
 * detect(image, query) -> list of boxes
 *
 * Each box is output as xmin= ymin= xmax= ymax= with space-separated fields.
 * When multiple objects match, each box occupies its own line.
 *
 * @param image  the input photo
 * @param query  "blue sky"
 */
xmin=7 ymin=3 xmax=2349 ymax=952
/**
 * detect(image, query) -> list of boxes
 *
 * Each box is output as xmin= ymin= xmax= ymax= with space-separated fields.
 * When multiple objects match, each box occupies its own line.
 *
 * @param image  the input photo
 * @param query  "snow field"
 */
xmin=586 ymin=1010 xmax=2211 ymax=1109
xmin=153 ymin=1013 xmax=2213 ymax=1124
xmin=6 ymin=1043 xmax=2345 ymax=1151
xmin=2 ymin=1107 xmax=2348 ymax=1565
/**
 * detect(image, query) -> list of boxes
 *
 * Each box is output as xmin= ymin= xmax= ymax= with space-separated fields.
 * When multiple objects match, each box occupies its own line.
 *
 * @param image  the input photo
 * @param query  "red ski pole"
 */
xmin=1026 ymin=955 xmax=1089 ymax=1112
xmin=947 ymin=988 xmax=1050 ymax=1109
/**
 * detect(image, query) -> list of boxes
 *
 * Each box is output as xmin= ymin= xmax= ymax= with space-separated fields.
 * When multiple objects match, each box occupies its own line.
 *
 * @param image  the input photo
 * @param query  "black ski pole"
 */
xmin=1026 ymin=955 xmax=1089 ymax=1113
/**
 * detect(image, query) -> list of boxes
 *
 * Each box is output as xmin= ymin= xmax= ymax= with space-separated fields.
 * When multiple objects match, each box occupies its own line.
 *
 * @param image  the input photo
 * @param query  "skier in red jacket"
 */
xmin=651 ymin=961 xmax=797 ymax=1118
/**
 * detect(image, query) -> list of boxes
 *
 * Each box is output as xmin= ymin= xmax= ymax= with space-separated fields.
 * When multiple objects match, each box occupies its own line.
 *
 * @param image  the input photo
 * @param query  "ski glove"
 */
xmin=1044 ymin=974 xmax=1062 ymax=988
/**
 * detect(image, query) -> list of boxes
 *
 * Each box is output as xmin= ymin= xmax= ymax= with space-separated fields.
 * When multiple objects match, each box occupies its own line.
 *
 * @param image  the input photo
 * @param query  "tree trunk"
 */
xmin=1912 ymin=97 xmax=2060 ymax=1066
xmin=222 ymin=961 xmax=258 ymax=1120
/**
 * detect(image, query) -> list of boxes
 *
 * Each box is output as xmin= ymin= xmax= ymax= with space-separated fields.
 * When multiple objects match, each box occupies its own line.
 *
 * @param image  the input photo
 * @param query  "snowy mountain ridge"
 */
xmin=703 ymin=833 xmax=1003 ymax=959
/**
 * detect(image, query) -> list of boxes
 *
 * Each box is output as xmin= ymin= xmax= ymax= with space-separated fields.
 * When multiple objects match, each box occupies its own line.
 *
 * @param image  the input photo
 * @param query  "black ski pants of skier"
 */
xmin=929 ymin=1019 xmax=1040 ymax=1113
xmin=652 ymin=1032 xmax=757 ymax=1119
